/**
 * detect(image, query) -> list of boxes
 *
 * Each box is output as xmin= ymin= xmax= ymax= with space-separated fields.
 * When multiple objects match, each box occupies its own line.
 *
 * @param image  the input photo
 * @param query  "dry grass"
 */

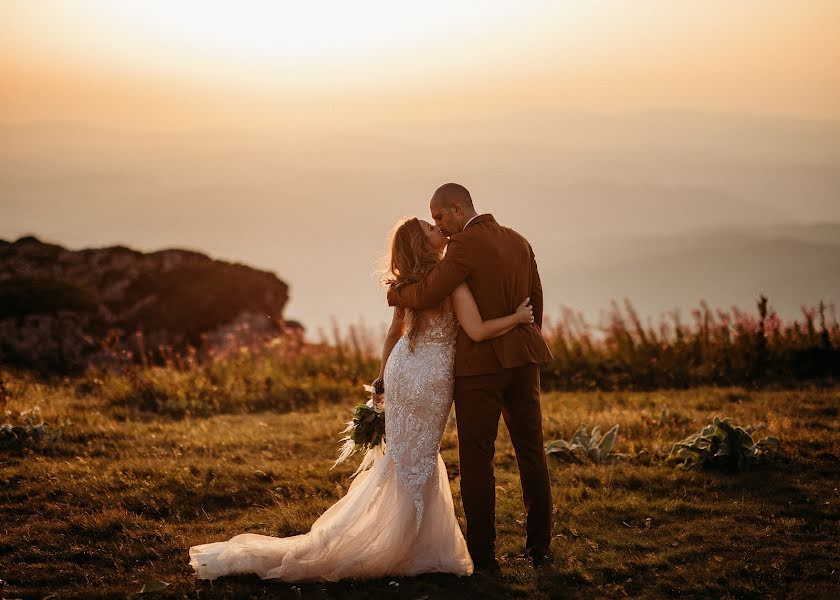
xmin=1 ymin=376 xmax=838 ymax=599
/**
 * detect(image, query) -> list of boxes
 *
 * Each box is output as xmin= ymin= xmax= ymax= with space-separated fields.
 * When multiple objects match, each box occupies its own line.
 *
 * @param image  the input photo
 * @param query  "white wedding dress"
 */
xmin=189 ymin=309 xmax=474 ymax=582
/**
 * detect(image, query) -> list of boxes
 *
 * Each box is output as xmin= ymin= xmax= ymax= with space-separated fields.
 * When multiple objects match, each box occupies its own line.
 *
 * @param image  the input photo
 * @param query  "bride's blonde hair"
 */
xmin=381 ymin=217 xmax=444 ymax=351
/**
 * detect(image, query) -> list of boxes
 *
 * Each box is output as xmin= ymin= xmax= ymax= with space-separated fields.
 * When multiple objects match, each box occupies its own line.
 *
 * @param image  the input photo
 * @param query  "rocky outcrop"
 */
xmin=0 ymin=236 xmax=299 ymax=373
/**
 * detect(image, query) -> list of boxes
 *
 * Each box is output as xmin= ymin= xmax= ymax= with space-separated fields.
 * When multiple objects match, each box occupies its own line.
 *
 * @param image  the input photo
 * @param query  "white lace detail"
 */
xmin=384 ymin=309 xmax=458 ymax=533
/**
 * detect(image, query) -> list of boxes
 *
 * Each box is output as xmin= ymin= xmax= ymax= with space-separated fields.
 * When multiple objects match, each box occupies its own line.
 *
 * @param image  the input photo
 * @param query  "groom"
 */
xmin=387 ymin=183 xmax=554 ymax=571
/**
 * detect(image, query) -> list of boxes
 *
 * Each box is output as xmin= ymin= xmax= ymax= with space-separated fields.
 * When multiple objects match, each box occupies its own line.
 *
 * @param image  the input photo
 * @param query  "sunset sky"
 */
xmin=2 ymin=1 xmax=839 ymax=334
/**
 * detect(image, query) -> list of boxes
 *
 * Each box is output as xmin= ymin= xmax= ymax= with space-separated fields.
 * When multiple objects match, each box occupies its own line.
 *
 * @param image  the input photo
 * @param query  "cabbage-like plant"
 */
xmin=666 ymin=415 xmax=779 ymax=472
xmin=545 ymin=424 xmax=620 ymax=464
xmin=1 ymin=407 xmax=45 ymax=448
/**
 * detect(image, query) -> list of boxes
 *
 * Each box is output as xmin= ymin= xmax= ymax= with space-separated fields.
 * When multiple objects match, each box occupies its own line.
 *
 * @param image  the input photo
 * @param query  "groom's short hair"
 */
xmin=433 ymin=183 xmax=474 ymax=209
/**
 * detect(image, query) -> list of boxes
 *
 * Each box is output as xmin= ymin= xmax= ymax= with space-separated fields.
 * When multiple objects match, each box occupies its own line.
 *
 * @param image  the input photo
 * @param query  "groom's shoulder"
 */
xmin=497 ymin=222 xmax=532 ymax=248
xmin=456 ymin=215 xmax=531 ymax=248
xmin=459 ymin=218 xmax=531 ymax=247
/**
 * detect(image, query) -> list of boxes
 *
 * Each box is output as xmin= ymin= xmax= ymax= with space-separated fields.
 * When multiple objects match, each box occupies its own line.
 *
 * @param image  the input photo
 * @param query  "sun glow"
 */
xmin=1 ymin=0 xmax=837 ymax=117
xmin=70 ymin=0 xmax=559 ymax=78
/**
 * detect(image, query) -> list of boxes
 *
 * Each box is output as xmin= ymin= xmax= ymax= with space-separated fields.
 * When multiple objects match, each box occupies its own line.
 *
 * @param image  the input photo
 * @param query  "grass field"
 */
xmin=2 ymin=377 xmax=838 ymax=599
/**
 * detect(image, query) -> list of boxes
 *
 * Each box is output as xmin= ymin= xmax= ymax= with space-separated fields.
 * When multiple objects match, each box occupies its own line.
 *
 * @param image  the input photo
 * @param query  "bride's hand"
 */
xmin=372 ymin=392 xmax=384 ymax=408
xmin=515 ymin=297 xmax=534 ymax=324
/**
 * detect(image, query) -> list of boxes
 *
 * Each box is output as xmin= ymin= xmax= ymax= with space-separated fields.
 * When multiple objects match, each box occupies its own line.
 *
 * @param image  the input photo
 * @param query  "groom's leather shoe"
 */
xmin=473 ymin=557 xmax=501 ymax=576
xmin=529 ymin=551 xmax=554 ymax=568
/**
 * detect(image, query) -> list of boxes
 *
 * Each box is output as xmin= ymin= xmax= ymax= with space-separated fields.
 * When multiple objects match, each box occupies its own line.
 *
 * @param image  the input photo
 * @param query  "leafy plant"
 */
xmin=0 ymin=406 xmax=68 ymax=450
xmin=545 ymin=424 xmax=621 ymax=464
xmin=666 ymin=415 xmax=779 ymax=472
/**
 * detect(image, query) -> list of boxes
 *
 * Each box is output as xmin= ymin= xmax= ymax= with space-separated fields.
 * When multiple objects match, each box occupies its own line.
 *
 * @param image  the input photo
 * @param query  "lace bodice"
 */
xmin=405 ymin=308 xmax=459 ymax=346
xmin=383 ymin=308 xmax=458 ymax=531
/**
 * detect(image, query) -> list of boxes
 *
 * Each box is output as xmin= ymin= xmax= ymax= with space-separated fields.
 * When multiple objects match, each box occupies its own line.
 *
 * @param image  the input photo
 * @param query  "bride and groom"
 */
xmin=189 ymin=183 xmax=555 ymax=582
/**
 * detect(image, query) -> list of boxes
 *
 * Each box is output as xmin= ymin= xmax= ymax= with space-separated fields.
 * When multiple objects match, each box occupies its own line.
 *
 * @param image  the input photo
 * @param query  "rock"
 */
xmin=0 ymin=237 xmax=296 ymax=373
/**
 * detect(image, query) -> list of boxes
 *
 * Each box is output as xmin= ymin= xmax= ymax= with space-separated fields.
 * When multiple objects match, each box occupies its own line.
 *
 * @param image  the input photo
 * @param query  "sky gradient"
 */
xmin=2 ymin=1 xmax=839 ymax=334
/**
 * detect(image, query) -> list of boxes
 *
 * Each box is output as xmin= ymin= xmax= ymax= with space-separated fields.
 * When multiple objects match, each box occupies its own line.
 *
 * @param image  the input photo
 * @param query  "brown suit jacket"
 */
xmin=387 ymin=214 xmax=553 ymax=376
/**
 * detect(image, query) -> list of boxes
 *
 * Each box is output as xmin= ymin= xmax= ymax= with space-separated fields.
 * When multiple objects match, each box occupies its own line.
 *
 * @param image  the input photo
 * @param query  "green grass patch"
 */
xmin=1 ymin=377 xmax=838 ymax=598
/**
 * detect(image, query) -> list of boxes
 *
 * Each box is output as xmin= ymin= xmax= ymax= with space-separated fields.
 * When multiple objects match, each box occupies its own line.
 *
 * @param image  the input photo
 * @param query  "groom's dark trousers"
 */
xmin=387 ymin=213 xmax=554 ymax=564
xmin=454 ymin=363 xmax=551 ymax=563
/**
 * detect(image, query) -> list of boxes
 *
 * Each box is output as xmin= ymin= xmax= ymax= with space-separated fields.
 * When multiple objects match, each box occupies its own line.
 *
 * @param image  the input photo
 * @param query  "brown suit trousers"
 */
xmin=455 ymin=363 xmax=552 ymax=562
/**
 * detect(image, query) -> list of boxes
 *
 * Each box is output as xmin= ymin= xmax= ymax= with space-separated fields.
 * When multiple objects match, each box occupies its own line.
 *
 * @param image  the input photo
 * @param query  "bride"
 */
xmin=189 ymin=217 xmax=534 ymax=582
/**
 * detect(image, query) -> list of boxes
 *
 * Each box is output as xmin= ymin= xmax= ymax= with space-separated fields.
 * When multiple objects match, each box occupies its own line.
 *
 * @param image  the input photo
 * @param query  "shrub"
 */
xmin=666 ymin=415 xmax=779 ymax=472
xmin=100 ymin=344 xmax=375 ymax=418
xmin=541 ymin=296 xmax=840 ymax=390
xmin=545 ymin=424 xmax=622 ymax=464
xmin=0 ymin=406 xmax=69 ymax=450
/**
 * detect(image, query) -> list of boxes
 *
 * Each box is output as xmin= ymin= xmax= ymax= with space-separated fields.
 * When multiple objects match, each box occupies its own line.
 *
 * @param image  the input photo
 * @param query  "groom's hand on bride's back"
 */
xmin=385 ymin=283 xmax=407 ymax=311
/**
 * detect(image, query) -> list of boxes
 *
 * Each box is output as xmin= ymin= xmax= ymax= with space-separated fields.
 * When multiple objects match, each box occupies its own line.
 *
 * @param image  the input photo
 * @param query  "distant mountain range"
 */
xmin=544 ymin=223 xmax=840 ymax=324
